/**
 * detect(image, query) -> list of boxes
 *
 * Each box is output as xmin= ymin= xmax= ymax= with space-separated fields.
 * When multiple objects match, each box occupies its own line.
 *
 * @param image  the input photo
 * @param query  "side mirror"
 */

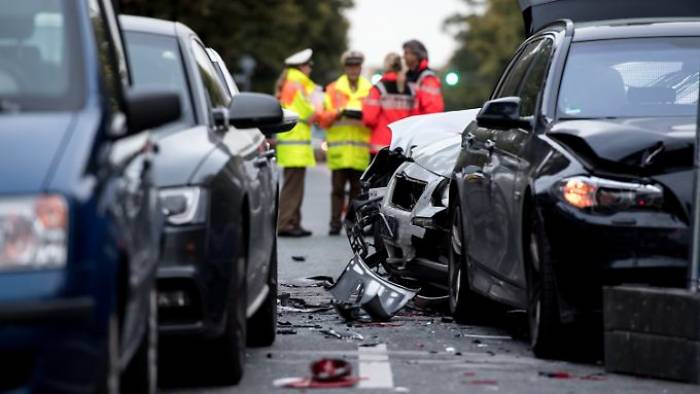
xmin=259 ymin=109 xmax=299 ymax=136
xmin=126 ymin=88 xmax=181 ymax=134
xmin=476 ymin=96 xmax=531 ymax=131
xmin=228 ymin=92 xmax=283 ymax=129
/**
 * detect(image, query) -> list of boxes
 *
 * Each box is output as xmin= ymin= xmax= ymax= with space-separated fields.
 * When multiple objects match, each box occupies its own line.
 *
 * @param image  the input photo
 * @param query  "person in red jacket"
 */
xmin=363 ymin=53 xmax=415 ymax=156
xmin=403 ymin=39 xmax=444 ymax=115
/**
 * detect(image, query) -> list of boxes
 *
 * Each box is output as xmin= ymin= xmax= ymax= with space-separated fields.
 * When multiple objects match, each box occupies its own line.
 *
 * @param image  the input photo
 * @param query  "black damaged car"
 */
xmin=449 ymin=0 xmax=700 ymax=358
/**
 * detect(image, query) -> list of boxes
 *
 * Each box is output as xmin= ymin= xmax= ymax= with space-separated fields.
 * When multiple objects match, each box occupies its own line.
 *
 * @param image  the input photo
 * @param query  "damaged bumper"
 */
xmin=327 ymin=255 xmax=418 ymax=321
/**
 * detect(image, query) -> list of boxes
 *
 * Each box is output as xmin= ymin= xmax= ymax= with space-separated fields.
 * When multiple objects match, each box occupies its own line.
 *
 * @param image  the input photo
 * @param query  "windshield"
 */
xmin=0 ymin=0 xmax=85 ymax=112
xmin=125 ymin=31 xmax=194 ymax=131
xmin=558 ymin=37 xmax=700 ymax=119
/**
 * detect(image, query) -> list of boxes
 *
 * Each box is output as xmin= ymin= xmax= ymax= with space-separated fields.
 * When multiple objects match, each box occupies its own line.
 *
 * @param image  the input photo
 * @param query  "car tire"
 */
xmin=525 ymin=207 xmax=564 ymax=359
xmin=448 ymin=203 xmax=485 ymax=324
xmin=97 ymin=314 xmax=120 ymax=394
xmin=121 ymin=287 xmax=158 ymax=394
xmin=247 ymin=238 xmax=278 ymax=347
xmin=207 ymin=231 xmax=247 ymax=385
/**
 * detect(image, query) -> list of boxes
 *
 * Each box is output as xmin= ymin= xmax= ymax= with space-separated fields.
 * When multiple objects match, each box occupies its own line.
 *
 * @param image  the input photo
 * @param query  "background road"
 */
xmin=169 ymin=165 xmax=697 ymax=394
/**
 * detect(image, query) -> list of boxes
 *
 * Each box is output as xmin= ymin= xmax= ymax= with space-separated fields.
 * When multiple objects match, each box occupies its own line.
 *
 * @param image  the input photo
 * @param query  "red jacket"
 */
xmin=407 ymin=59 xmax=444 ymax=115
xmin=362 ymin=72 xmax=414 ymax=154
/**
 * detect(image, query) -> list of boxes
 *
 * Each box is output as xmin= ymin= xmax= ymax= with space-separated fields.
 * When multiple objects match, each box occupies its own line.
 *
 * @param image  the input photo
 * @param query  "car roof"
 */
xmin=120 ymin=15 xmax=196 ymax=38
xmin=572 ymin=18 xmax=700 ymax=42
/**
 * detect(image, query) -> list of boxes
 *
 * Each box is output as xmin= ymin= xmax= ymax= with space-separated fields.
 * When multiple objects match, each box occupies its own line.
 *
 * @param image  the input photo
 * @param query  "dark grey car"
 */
xmin=122 ymin=15 xmax=287 ymax=384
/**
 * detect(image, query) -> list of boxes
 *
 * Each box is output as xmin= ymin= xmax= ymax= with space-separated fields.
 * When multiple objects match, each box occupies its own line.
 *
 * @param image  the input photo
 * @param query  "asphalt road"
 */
xmin=168 ymin=165 xmax=697 ymax=394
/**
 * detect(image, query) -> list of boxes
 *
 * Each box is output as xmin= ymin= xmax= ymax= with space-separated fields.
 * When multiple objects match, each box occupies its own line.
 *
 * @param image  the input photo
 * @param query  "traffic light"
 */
xmin=445 ymin=71 xmax=459 ymax=86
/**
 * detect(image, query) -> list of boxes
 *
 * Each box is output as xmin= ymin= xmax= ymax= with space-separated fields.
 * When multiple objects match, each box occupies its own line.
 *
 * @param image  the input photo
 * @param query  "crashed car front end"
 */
xmin=380 ymin=162 xmax=450 ymax=273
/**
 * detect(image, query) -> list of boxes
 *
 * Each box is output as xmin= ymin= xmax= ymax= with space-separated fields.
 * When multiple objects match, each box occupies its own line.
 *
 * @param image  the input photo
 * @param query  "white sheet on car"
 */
xmin=388 ymin=109 xmax=479 ymax=153
xmin=388 ymin=109 xmax=479 ymax=176
xmin=410 ymin=134 xmax=463 ymax=177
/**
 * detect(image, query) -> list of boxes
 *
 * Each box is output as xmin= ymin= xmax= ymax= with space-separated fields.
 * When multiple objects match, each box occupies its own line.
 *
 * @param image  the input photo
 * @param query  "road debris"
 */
xmin=539 ymin=371 xmax=573 ymax=379
xmin=327 ymin=255 xmax=418 ymax=321
xmin=292 ymin=255 xmax=306 ymax=262
xmin=276 ymin=328 xmax=297 ymax=335
xmin=273 ymin=359 xmax=361 ymax=389
xmin=278 ymin=296 xmax=333 ymax=313
xmin=320 ymin=328 xmax=364 ymax=341
xmin=281 ymin=276 xmax=335 ymax=288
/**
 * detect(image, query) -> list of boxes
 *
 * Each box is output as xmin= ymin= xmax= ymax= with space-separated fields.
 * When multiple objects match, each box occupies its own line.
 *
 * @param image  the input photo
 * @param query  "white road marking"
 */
xmin=358 ymin=344 xmax=394 ymax=389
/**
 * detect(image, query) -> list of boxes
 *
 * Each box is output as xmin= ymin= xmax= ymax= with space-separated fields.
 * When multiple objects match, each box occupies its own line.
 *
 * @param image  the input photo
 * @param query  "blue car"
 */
xmin=0 ymin=0 xmax=179 ymax=392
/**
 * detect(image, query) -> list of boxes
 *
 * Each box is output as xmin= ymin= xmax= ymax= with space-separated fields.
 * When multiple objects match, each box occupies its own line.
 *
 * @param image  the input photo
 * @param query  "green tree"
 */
xmin=119 ymin=0 xmax=353 ymax=92
xmin=443 ymin=0 xmax=524 ymax=110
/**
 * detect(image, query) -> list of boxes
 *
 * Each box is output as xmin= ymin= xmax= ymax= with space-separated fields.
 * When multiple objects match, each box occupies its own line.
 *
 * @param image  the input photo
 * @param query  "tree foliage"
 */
xmin=443 ymin=0 xmax=524 ymax=110
xmin=119 ymin=0 xmax=354 ymax=92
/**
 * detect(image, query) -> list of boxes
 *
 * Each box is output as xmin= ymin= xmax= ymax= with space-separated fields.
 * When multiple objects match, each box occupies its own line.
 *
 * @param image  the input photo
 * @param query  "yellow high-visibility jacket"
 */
xmin=276 ymin=68 xmax=317 ymax=168
xmin=318 ymin=75 xmax=372 ymax=171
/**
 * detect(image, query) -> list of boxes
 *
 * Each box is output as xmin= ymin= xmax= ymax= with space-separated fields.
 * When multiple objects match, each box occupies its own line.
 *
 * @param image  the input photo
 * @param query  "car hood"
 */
xmin=389 ymin=109 xmax=479 ymax=154
xmin=410 ymin=135 xmax=462 ymax=177
xmin=0 ymin=113 xmax=75 ymax=194
xmin=548 ymin=117 xmax=695 ymax=175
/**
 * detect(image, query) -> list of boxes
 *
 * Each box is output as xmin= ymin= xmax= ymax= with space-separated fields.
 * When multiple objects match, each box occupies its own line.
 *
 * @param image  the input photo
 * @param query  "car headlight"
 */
xmin=159 ymin=187 xmax=208 ymax=225
xmin=0 ymin=195 xmax=68 ymax=271
xmin=558 ymin=176 xmax=663 ymax=212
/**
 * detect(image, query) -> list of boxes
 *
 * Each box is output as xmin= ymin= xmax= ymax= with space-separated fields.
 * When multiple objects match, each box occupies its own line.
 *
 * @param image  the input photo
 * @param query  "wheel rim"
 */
xmin=449 ymin=208 xmax=464 ymax=308
xmin=528 ymin=228 xmax=542 ymax=347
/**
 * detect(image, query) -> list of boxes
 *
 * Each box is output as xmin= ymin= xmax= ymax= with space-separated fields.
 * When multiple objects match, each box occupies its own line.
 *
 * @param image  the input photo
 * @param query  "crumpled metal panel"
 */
xmin=327 ymin=255 xmax=419 ymax=321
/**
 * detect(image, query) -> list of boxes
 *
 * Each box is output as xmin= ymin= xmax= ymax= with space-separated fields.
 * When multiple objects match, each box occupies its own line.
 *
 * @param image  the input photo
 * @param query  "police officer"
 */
xmin=276 ymin=49 xmax=319 ymax=237
xmin=318 ymin=50 xmax=372 ymax=235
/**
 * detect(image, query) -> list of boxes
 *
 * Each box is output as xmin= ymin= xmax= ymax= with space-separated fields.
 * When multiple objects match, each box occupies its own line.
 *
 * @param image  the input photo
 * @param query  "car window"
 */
xmin=519 ymin=39 xmax=554 ymax=116
xmin=191 ymin=40 xmax=231 ymax=110
xmin=125 ymin=32 xmax=194 ymax=130
xmin=558 ymin=37 xmax=700 ymax=119
xmin=494 ymin=39 xmax=542 ymax=99
xmin=0 ymin=0 xmax=85 ymax=112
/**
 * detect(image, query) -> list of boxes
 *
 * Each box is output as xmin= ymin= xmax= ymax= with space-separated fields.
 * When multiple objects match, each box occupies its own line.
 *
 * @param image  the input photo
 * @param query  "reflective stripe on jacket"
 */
xmin=318 ymin=75 xmax=372 ymax=171
xmin=362 ymin=72 xmax=414 ymax=154
xmin=407 ymin=60 xmax=444 ymax=115
xmin=276 ymin=68 xmax=317 ymax=168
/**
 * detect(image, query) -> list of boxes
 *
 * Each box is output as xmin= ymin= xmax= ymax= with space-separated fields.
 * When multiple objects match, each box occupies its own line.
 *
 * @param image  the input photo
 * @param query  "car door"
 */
xmin=488 ymin=38 xmax=554 ymax=298
xmin=462 ymin=40 xmax=540 ymax=276
xmin=209 ymin=50 xmax=276 ymax=293
xmin=189 ymin=41 xmax=266 ymax=304
xmin=92 ymin=0 xmax=159 ymax=357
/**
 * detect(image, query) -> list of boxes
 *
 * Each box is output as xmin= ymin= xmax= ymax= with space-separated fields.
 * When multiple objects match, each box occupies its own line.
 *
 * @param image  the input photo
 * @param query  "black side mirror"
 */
xmin=228 ymin=92 xmax=298 ymax=136
xmin=476 ymin=96 xmax=532 ymax=131
xmin=228 ymin=92 xmax=283 ymax=129
xmin=126 ymin=88 xmax=181 ymax=134
xmin=259 ymin=109 xmax=299 ymax=136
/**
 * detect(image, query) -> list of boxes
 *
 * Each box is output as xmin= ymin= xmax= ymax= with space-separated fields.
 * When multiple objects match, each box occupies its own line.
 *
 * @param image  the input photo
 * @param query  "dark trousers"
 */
xmin=330 ymin=169 xmax=362 ymax=229
xmin=279 ymin=167 xmax=306 ymax=231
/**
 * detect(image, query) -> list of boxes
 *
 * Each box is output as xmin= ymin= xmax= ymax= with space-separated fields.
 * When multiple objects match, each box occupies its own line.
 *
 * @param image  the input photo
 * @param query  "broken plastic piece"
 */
xmin=311 ymin=359 xmax=351 ymax=381
xmin=327 ymin=255 xmax=419 ymax=321
xmin=273 ymin=358 xmax=361 ymax=389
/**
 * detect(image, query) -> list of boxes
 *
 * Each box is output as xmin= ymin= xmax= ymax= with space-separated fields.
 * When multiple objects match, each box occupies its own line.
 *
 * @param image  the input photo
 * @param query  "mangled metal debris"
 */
xmin=327 ymin=255 xmax=419 ymax=321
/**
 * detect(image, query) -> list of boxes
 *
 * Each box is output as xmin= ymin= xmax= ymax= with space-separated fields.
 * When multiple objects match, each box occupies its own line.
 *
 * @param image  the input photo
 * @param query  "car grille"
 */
xmin=391 ymin=173 xmax=427 ymax=211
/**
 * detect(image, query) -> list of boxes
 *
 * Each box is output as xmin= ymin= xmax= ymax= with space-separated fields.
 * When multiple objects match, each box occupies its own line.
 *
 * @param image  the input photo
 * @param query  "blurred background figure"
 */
xmin=363 ymin=52 xmax=415 ymax=158
xmin=276 ymin=48 xmax=318 ymax=237
xmin=403 ymin=39 xmax=444 ymax=115
xmin=318 ymin=50 xmax=372 ymax=235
